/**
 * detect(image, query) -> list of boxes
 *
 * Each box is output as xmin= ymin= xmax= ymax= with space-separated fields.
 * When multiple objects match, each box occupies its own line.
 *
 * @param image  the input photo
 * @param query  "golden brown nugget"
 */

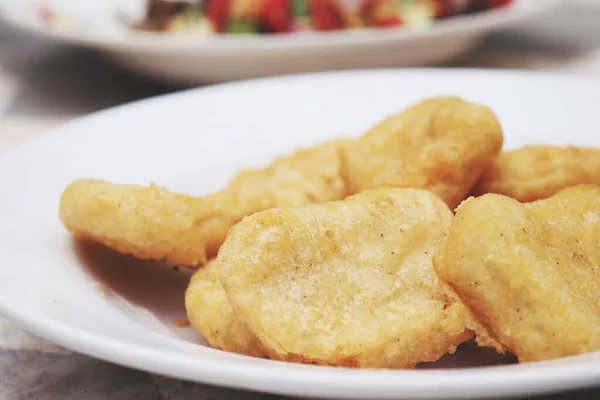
xmin=342 ymin=97 xmax=504 ymax=209
xmin=59 ymin=140 xmax=347 ymax=266
xmin=218 ymin=188 xmax=474 ymax=368
xmin=185 ymin=260 xmax=266 ymax=357
xmin=471 ymin=145 xmax=600 ymax=202
xmin=60 ymin=180 xmax=209 ymax=266
xmin=434 ymin=185 xmax=600 ymax=362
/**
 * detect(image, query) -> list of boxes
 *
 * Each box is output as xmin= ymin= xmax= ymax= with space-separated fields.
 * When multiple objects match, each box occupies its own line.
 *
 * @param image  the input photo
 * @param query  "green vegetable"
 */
xmin=227 ymin=20 xmax=258 ymax=34
xmin=292 ymin=0 xmax=308 ymax=17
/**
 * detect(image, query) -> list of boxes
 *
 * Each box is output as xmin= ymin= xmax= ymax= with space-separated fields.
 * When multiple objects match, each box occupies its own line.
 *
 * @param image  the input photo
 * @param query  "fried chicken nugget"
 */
xmin=185 ymin=260 xmax=266 ymax=357
xmin=471 ymin=145 xmax=600 ymax=202
xmin=59 ymin=140 xmax=347 ymax=266
xmin=218 ymin=188 xmax=475 ymax=368
xmin=342 ymin=97 xmax=504 ymax=209
xmin=60 ymin=180 xmax=209 ymax=266
xmin=434 ymin=185 xmax=600 ymax=362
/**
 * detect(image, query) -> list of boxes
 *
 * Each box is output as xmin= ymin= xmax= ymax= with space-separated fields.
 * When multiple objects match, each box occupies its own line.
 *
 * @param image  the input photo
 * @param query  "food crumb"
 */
xmin=172 ymin=318 xmax=191 ymax=327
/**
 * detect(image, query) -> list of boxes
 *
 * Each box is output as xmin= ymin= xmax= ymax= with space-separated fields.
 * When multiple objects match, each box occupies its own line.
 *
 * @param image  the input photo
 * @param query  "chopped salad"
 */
xmin=136 ymin=0 xmax=514 ymax=34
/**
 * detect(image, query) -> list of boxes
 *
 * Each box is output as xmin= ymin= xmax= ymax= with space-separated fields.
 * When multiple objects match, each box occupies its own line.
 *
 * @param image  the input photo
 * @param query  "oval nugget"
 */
xmin=342 ymin=97 xmax=504 ymax=209
xmin=435 ymin=185 xmax=600 ymax=362
xmin=185 ymin=260 xmax=266 ymax=357
xmin=218 ymin=188 xmax=474 ymax=368
xmin=471 ymin=145 xmax=600 ymax=202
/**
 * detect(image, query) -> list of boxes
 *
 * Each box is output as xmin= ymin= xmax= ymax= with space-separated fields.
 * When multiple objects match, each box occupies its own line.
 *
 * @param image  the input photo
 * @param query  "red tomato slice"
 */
xmin=309 ymin=0 xmax=345 ymax=31
xmin=260 ymin=0 xmax=292 ymax=33
xmin=206 ymin=0 xmax=232 ymax=32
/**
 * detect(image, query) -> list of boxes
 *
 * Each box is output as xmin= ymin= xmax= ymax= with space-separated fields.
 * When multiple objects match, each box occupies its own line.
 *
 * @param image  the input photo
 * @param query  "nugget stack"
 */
xmin=60 ymin=97 xmax=503 ymax=266
xmin=59 ymin=96 xmax=600 ymax=368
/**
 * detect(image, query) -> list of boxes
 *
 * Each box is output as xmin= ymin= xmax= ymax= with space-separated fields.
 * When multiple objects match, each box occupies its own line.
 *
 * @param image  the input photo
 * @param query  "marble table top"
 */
xmin=2 ymin=3 xmax=600 ymax=399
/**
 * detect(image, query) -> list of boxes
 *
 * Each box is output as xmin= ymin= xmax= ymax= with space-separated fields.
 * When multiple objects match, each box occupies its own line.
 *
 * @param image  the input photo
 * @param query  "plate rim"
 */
xmin=4 ymin=296 xmax=600 ymax=400
xmin=2 ymin=68 xmax=600 ymax=399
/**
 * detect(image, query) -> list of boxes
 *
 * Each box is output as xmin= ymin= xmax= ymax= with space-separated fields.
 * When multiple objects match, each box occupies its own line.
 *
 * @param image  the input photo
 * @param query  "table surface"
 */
xmin=2 ymin=3 xmax=600 ymax=399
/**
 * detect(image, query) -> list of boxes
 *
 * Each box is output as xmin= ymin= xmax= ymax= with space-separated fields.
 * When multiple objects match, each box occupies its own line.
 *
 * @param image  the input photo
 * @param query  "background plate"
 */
xmin=0 ymin=0 xmax=562 ymax=83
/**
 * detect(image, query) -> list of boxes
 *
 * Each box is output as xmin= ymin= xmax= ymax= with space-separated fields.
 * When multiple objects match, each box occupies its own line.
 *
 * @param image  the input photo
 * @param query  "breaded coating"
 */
xmin=203 ymin=139 xmax=347 ymax=256
xmin=471 ymin=145 xmax=600 ymax=202
xmin=60 ymin=180 xmax=209 ymax=266
xmin=434 ymin=185 xmax=600 ymax=362
xmin=218 ymin=188 xmax=474 ymax=368
xmin=59 ymin=140 xmax=347 ymax=266
xmin=228 ymin=139 xmax=348 ymax=206
xmin=185 ymin=260 xmax=266 ymax=357
xmin=342 ymin=97 xmax=504 ymax=209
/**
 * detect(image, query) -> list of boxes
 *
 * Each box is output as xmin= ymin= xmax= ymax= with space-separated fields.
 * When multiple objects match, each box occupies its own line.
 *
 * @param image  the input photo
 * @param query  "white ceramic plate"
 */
xmin=0 ymin=0 xmax=562 ymax=84
xmin=2 ymin=69 xmax=600 ymax=400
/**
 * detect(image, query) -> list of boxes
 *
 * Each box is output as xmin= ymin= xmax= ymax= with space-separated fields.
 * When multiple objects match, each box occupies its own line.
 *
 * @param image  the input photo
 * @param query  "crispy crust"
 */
xmin=471 ymin=145 xmax=600 ymax=202
xmin=218 ymin=188 xmax=475 ymax=368
xmin=434 ymin=185 xmax=600 ymax=362
xmin=60 ymin=180 xmax=209 ymax=266
xmin=342 ymin=97 xmax=504 ymax=210
xmin=185 ymin=260 xmax=266 ymax=357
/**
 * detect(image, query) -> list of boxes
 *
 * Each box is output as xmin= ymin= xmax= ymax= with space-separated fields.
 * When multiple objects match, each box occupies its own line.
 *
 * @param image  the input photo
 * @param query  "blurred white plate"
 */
xmin=0 ymin=0 xmax=561 ymax=84
xmin=1 ymin=69 xmax=600 ymax=399
xmin=573 ymin=0 xmax=600 ymax=6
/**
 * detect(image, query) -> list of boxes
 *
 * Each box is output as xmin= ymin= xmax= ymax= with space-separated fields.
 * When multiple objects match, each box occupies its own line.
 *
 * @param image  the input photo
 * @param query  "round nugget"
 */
xmin=218 ymin=188 xmax=474 ymax=368
xmin=185 ymin=260 xmax=266 ymax=357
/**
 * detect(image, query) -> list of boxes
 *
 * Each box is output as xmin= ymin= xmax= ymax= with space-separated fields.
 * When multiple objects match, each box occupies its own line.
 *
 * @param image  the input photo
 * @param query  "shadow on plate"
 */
xmin=74 ymin=240 xmax=517 ymax=369
xmin=74 ymin=241 xmax=198 ymax=338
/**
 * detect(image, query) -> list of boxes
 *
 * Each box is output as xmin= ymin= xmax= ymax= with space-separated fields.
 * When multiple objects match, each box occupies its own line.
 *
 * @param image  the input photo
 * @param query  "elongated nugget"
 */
xmin=218 ymin=188 xmax=475 ymax=368
xmin=434 ymin=185 xmax=600 ymax=362
xmin=60 ymin=180 xmax=209 ymax=266
xmin=60 ymin=140 xmax=347 ymax=266
xmin=471 ymin=145 xmax=600 ymax=202
xmin=342 ymin=97 xmax=504 ymax=209
xmin=185 ymin=260 xmax=266 ymax=357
